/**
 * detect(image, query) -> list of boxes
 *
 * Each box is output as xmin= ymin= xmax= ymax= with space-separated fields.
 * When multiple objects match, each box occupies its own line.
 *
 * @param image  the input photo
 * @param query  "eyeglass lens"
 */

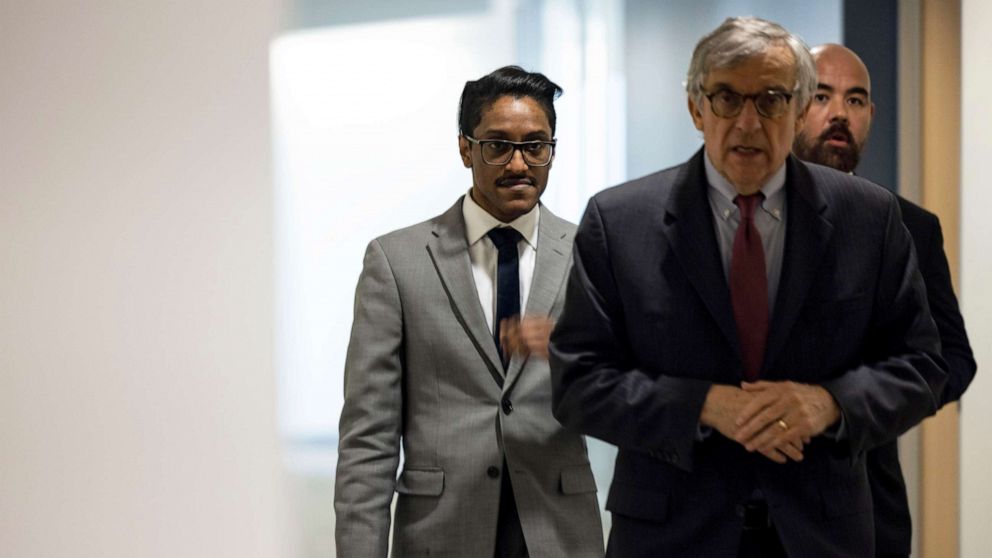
xmin=711 ymin=90 xmax=789 ymax=118
xmin=482 ymin=141 xmax=553 ymax=165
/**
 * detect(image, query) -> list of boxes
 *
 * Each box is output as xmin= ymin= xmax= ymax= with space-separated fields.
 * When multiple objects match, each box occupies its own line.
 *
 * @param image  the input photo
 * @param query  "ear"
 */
xmin=688 ymin=96 xmax=704 ymax=131
xmin=458 ymin=135 xmax=472 ymax=168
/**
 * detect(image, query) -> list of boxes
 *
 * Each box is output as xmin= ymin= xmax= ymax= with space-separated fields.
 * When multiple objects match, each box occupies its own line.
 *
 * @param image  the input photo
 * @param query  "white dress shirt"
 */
xmin=462 ymin=191 xmax=539 ymax=334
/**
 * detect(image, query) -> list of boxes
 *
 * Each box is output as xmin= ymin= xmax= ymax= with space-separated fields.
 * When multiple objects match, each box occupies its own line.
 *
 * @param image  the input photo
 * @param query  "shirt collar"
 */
xmin=462 ymin=190 xmax=540 ymax=248
xmin=703 ymin=151 xmax=786 ymax=222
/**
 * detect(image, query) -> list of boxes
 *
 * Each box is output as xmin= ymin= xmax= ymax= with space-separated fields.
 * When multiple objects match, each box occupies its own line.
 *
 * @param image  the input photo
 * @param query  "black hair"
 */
xmin=457 ymin=66 xmax=563 ymax=137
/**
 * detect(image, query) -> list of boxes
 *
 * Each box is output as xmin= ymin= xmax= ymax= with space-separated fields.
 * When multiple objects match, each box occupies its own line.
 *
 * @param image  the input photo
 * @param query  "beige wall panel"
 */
xmin=919 ymin=0 xmax=962 ymax=556
xmin=0 ymin=1 xmax=291 ymax=556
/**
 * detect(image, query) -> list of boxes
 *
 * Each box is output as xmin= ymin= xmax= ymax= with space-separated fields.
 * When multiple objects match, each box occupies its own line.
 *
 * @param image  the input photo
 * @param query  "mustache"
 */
xmin=497 ymin=174 xmax=534 ymax=186
xmin=818 ymin=121 xmax=854 ymax=145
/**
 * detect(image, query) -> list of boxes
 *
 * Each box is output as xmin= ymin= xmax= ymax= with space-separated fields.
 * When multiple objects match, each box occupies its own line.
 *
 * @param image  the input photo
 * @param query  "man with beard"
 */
xmin=792 ymin=44 xmax=872 ymax=173
xmin=794 ymin=43 xmax=976 ymax=558
xmin=335 ymin=66 xmax=604 ymax=558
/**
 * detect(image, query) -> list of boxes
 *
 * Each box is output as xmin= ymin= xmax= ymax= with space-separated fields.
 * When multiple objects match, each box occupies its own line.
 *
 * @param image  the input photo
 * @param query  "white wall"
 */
xmin=960 ymin=1 xmax=992 ymax=556
xmin=0 ymin=2 xmax=290 ymax=557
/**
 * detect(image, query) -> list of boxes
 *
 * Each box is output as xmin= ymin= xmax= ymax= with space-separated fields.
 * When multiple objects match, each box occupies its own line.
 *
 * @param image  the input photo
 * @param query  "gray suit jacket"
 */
xmin=335 ymin=197 xmax=604 ymax=558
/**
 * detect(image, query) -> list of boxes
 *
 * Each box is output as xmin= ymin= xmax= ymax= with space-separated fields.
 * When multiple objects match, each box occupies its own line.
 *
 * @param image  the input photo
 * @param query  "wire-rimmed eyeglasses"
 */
xmin=463 ymin=135 xmax=556 ymax=166
xmin=701 ymin=87 xmax=794 ymax=119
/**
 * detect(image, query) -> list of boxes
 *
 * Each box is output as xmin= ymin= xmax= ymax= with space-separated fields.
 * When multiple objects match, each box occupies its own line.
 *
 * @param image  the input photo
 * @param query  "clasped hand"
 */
xmin=700 ymin=381 xmax=841 ymax=464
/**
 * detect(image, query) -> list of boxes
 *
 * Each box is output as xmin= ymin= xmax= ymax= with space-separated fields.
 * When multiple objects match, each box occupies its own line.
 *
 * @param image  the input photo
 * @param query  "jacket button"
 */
xmin=501 ymin=398 xmax=513 ymax=414
xmin=487 ymin=465 xmax=500 ymax=479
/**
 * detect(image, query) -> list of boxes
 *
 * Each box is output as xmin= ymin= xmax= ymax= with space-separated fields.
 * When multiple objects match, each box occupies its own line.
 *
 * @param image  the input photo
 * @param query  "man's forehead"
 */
xmin=706 ymin=78 xmax=793 ymax=92
xmin=815 ymin=81 xmax=871 ymax=100
xmin=476 ymin=96 xmax=552 ymax=131
xmin=816 ymin=66 xmax=870 ymax=95
xmin=814 ymin=47 xmax=871 ymax=93
xmin=704 ymin=49 xmax=796 ymax=90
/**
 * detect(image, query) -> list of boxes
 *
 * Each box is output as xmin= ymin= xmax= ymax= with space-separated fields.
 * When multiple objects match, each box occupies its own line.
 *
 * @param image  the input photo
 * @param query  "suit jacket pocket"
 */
xmin=396 ymin=467 xmax=444 ymax=496
xmin=559 ymin=464 xmax=597 ymax=495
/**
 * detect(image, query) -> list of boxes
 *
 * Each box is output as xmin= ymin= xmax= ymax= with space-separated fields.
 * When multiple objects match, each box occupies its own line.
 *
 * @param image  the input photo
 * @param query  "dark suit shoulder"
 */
xmin=896 ymin=196 xmax=940 ymax=236
xmin=801 ymin=161 xmax=896 ymax=208
xmin=793 ymin=161 xmax=906 ymax=246
xmin=594 ymin=164 xmax=682 ymax=205
xmin=587 ymin=162 xmax=686 ymax=226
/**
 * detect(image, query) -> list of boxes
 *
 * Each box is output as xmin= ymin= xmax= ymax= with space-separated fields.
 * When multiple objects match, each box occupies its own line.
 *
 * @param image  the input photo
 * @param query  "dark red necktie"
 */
xmin=730 ymin=194 xmax=768 ymax=381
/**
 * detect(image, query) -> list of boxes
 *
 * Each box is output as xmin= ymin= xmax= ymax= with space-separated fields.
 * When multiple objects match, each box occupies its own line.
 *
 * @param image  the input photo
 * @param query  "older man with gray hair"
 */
xmin=550 ymin=17 xmax=946 ymax=557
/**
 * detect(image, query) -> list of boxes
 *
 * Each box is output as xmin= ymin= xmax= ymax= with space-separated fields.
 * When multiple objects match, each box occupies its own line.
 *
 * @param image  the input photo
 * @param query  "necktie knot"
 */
xmin=487 ymin=227 xmax=522 ymax=250
xmin=734 ymin=193 xmax=764 ymax=220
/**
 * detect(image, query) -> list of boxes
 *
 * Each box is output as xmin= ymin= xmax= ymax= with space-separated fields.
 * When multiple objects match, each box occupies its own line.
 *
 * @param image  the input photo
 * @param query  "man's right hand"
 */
xmin=699 ymin=384 xmax=804 ymax=464
xmin=500 ymin=315 xmax=555 ymax=360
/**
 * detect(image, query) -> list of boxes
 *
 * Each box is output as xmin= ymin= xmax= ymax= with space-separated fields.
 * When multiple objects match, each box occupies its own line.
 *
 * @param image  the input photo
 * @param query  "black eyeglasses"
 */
xmin=701 ymin=88 xmax=794 ymax=119
xmin=463 ymin=135 xmax=556 ymax=166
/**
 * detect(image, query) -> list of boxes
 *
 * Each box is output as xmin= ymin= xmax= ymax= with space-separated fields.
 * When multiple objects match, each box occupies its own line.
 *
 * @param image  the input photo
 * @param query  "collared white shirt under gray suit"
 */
xmin=334 ymin=195 xmax=604 ymax=558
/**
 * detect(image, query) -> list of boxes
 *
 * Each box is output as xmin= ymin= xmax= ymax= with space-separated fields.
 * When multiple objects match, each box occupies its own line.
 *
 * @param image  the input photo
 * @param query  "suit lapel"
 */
xmin=426 ymin=198 xmax=505 ymax=388
xmin=504 ymin=205 xmax=571 ymax=390
xmin=762 ymin=156 xmax=833 ymax=373
xmin=664 ymin=150 xmax=742 ymax=355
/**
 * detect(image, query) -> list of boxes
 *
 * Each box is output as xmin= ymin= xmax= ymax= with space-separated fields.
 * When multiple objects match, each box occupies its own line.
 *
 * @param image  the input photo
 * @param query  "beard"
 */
xmin=793 ymin=122 xmax=862 ymax=173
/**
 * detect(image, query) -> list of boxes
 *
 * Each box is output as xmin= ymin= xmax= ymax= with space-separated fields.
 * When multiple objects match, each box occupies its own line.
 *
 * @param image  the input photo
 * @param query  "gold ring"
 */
xmin=777 ymin=419 xmax=789 ymax=431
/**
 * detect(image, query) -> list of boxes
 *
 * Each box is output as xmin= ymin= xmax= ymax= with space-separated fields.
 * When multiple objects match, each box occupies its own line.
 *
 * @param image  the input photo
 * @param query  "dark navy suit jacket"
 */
xmin=868 ymin=197 xmax=975 ymax=557
xmin=550 ymin=149 xmax=948 ymax=558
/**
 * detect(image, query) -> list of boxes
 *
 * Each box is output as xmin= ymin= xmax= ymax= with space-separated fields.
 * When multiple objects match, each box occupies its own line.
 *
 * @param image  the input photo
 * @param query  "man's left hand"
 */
xmin=732 ymin=381 xmax=841 ymax=457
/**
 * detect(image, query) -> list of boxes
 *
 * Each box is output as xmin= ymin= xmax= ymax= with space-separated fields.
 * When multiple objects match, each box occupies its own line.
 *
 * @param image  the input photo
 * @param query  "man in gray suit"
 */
xmin=335 ymin=66 xmax=603 ymax=558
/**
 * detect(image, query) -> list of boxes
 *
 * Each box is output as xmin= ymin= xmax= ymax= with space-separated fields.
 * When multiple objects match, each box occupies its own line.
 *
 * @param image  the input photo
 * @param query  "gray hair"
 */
xmin=685 ymin=17 xmax=817 ymax=112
